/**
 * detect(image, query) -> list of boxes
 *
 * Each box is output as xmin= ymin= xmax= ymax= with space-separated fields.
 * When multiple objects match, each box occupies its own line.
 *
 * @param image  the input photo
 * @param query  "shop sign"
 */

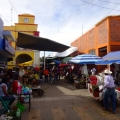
xmin=5 ymin=40 xmax=15 ymax=55
xmin=0 ymin=18 xmax=3 ymax=39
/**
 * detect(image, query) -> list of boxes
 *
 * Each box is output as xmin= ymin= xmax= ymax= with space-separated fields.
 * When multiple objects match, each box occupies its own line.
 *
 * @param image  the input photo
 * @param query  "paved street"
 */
xmin=21 ymin=80 xmax=120 ymax=120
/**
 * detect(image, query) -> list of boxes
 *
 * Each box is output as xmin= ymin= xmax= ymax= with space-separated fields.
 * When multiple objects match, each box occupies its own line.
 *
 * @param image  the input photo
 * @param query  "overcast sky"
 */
xmin=0 ymin=0 xmax=120 ymax=57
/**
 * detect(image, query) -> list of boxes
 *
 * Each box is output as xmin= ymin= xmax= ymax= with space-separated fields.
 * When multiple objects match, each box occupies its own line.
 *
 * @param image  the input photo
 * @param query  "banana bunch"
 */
xmin=34 ymin=74 xmax=39 ymax=80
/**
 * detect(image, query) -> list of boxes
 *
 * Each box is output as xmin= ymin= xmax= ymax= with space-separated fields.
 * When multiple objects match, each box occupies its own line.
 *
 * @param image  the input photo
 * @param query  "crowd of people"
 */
xmin=0 ymin=64 xmax=119 ymax=114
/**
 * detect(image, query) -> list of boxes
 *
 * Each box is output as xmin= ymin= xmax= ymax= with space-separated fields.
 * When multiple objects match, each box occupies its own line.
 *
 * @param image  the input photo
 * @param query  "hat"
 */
xmin=104 ymin=69 xmax=112 ymax=74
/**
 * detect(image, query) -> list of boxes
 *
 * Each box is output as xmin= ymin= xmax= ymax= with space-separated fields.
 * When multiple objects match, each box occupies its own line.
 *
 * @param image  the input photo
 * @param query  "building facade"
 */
xmin=71 ymin=16 xmax=120 ymax=58
xmin=0 ymin=18 xmax=15 ymax=67
xmin=4 ymin=14 xmax=40 ymax=68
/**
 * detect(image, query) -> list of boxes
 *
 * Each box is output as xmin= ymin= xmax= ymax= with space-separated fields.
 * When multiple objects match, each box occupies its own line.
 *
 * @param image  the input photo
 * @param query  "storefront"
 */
xmin=0 ymin=38 xmax=15 ymax=67
xmin=0 ymin=18 xmax=15 ymax=67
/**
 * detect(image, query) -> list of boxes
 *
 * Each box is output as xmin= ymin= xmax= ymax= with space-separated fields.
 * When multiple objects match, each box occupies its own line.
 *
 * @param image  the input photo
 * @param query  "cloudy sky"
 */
xmin=0 ymin=0 xmax=120 ymax=57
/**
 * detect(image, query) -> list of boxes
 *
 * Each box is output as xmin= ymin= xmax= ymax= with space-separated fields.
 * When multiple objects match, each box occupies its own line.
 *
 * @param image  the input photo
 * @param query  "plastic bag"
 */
xmin=16 ymin=102 xmax=26 ymax=112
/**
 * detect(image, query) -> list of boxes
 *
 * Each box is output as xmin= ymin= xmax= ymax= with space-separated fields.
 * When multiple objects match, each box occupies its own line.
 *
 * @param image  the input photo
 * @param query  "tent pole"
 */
xmin=44 ymin=51 xmax=45 ymax=70
xmin=108 ymin=64 xmax=110 ymax=71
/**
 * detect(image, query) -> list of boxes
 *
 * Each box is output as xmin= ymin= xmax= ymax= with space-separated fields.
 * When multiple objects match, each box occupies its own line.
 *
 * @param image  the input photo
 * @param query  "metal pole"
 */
xmin=44 ymin=51 xmax=45 ymax=70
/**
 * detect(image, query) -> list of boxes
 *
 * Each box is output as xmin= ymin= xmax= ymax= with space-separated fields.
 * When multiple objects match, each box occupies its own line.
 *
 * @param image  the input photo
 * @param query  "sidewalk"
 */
xmin=21 ymin=79 xmax=120 ymax=120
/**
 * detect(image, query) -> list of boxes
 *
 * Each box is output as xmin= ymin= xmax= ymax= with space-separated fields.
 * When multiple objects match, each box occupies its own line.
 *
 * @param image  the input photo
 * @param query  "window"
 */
xmin=89 ymin=49 xmax=96 ymax=55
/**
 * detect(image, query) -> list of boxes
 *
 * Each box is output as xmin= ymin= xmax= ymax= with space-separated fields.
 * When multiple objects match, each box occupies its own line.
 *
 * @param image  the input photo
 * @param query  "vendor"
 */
xmin=91 ymin=68 xmax=96 ymax=75
xmin=0 ymin=76 xmax=15 ymax=107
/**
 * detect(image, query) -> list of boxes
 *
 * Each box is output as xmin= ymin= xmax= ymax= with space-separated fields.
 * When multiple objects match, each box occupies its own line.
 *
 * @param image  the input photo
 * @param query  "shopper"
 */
xmin=101 ymin=69 xmax=116 ymax=114
xmin=43 ymin=68 xmax=49 ymax=83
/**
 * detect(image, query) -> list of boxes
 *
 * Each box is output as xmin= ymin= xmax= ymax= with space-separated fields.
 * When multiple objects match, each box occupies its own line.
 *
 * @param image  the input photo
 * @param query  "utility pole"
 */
xmin=11 ymin=6 xmax=13 ymax=25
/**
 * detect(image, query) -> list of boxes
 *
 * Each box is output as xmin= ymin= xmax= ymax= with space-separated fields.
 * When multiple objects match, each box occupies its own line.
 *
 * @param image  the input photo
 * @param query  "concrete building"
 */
xmin=71 ymin=16 xmax=120 ymax=57
xmin=4 ymin=14 xmax=40 ymax=68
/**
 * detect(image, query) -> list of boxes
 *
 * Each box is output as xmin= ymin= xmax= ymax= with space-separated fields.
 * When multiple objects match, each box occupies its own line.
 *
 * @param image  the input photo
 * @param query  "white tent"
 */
xmin=47 ymin=47 xmax=78 ymax=57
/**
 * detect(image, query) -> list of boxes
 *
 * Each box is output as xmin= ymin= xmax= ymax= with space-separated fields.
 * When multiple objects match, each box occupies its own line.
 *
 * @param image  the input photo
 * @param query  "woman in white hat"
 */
xmin=101 ymin=69 xmax=116 ymax=114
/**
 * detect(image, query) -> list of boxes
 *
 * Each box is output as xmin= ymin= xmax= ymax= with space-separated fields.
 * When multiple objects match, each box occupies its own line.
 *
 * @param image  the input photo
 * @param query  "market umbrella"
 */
xmin=53 ymin=60 xmax=61 ymax=64
xmin=103 ymin=51 xmax=120 ymax=61
xmin=69 ymin=54 xmax=103 ymax=64
xmin=95 ymin=60 xmax=119 ymax=65
xmin=61 ymin=57 xmax=73 ymax=63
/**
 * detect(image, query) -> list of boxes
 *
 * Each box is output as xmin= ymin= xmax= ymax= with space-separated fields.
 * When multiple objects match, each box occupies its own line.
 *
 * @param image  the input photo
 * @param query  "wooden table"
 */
xmin=17 ymin=93 xmax=31 ymax=112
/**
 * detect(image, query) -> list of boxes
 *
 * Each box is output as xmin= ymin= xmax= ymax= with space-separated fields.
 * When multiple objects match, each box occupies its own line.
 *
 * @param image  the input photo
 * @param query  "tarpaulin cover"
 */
xmin=47 ymin=47 xmax=78 ymax=57
xmin=17 ymin=32 xmax=70 ymax=52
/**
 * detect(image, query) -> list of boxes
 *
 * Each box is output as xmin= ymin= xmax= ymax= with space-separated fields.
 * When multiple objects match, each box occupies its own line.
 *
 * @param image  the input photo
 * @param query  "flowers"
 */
xmin=89 ymin=75 xmax=97 ymax=85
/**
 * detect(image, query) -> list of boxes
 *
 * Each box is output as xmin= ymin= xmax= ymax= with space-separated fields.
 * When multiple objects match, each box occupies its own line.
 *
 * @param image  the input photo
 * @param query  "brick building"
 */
xmin=71 ymin=16 xmax=120 ymax=57
xmin=70 ymin=16 xmax=120 ymax=71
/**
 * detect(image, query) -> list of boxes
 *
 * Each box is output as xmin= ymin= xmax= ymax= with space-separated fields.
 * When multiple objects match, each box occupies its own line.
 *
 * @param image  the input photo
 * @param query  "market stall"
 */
xmin=88 ymin=73 xmax=120 ymax=101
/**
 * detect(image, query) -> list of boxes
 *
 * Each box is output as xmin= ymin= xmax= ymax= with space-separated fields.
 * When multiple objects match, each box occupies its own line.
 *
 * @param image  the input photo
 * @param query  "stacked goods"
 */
xmin=90 ymin=75 xmax=99 ymax=97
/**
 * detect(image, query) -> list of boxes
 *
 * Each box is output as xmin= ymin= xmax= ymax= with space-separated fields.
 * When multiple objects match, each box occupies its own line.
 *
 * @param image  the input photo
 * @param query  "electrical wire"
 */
xmin=97 ymin=0 xmax=120 ymax=4
xmin=50 ymin=0 xmax=93 ymax=38
xmin=79 ymin=0 xmax=120 ymax=11
xmin=48 ymin=2 xmax=87 ymax=38
xmin=0 ymin=14 xmax=11 ymax=25
xmin=74 ymin=0 xmax=120 ymax=40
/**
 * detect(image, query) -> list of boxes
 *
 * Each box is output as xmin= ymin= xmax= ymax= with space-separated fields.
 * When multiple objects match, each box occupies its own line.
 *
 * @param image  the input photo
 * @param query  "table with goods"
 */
xmin=88 ymin=73 xmax=120 ymax=101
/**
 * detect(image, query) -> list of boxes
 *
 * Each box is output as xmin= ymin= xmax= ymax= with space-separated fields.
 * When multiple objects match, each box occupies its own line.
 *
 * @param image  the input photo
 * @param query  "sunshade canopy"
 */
xmin=53 ymin=60 xmax=61 ymax=64
xmin=69 ymin=54 xmax=103 ymax=64
xmin=103 ymin=51 xmax=120 ymax=61
xmin=95 ymin=60 xmax=117 ymax=65
xmin=17 ymin=32 xmax=70 ymax=52
xmin=61 ymin=57 xmax=73 ymax=63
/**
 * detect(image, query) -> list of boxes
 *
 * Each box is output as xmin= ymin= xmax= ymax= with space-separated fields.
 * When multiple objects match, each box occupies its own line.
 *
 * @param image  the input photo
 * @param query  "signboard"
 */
xmin=5 ymin=39 xmax=15 ymax=55
xmin=0 ymin=18 xmax=3 ymax=39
